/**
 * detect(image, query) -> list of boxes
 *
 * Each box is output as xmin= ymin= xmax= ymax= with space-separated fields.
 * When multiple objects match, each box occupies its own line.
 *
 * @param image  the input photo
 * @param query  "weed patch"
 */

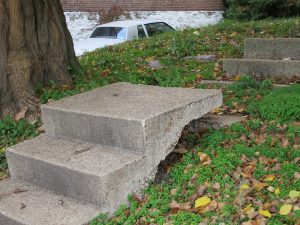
xmin=248 ymin=84 xmax=300 ymax=123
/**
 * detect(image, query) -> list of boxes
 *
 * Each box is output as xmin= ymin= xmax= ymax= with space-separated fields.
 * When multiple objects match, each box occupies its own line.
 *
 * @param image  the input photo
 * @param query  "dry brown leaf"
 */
xmin=292 ymin=121 xmax=300 ymax=127
xmin=170 ymin=189 xmax=177 ymax=196
xmin=188 ymin=173 xmax=198 ymax=186
xmin=255 ymin=135 xmax=267 ymax=145
xmin=263 ymin=174 xmax=275 ymax=182
xmin=242 ymin=161 xmax=256 ymax=178
xmin=198 ymin=152 xmax=211 ymax=166
xmin=197 ymin=185 xmax=208 ymax=196
xmin=267 ymin=186 xmax=275 ymax=193
xmin=294 ymin=172 xmax=300 ymax=180
xmin=212 ymin=182 xmax=221 ymax=190
xmin=281 ymin=138 xmax=289 ymax=148
xmin=253 ymin=180 xmax=268 ymax=191
xmin=169 ymin=200 xmax=191 ymax=213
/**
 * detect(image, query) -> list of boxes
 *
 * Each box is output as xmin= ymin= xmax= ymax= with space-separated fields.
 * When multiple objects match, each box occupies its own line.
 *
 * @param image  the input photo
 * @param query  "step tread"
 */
xmin=224 ymin=59 xmax=300 ymax=62
xmin=42 ymin=82 xmax=220 ymax=121
xmin=0 ymin=179 xmax=100 ymax=225
xmin=7 ymin=135 xmax=144 ymax=177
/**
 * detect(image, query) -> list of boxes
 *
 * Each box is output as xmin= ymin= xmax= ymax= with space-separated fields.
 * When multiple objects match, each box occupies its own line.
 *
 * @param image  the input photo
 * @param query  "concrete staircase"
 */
xmin=223 ymin=38 xmax=300 ymax=79
xmin=0 ymin=82 xmax=222 ymax=225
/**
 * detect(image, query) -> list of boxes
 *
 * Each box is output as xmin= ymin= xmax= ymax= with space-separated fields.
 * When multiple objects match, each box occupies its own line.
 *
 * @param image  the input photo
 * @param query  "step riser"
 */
xmin=42 ymin=108 xmax=145 ymax=153
xmin=7 ymin=150 xmax=146 ymax=209
xmin=223 ymin=59 xmax=300 ymax=79
xmin=7 ymin=151 xmax=106 ymax=206
xmin=0 ymin=214 xmax=23 ymax=225
xmin=244 ymin=38 xmax=300 ymax=60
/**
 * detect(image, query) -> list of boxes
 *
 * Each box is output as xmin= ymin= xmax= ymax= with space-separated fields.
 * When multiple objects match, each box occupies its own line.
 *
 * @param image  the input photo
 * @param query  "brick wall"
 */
xmin=60 ymin=0 xmax=224 ymax=12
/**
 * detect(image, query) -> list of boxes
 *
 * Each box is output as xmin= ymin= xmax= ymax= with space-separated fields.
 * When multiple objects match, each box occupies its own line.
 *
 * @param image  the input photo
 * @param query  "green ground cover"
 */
xmin=0 ymin=18 xmax=299 ymax=224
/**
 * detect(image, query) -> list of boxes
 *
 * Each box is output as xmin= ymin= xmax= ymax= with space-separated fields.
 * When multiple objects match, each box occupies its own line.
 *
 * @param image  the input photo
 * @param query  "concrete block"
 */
xmin=6 ymin=135 xmax=146 ymax=212
xmin=42 ymin=82 xmax=222 ymax=152
xmin=244 ymin=38 xmax=300 ymax=60
xmin=223 ymin=59 xmax=300 ymax=79
xmin=0 ymin=180 xmax=100 ymax=225
xmin=4 ymin=82 xmax=223 ymax=219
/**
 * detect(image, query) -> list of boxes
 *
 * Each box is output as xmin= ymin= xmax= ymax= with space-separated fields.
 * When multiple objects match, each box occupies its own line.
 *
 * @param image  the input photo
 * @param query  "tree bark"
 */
xmin=0 ymin=0 xmax=79 ymax=118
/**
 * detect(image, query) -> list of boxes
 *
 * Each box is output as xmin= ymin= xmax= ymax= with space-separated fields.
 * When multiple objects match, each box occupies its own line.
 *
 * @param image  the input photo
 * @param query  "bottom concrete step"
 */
xmin=223 ymin=59 xmax=300 ymax=79
xmin=0 ymin=180 xmax=100 ymax=225
xmin=6 ymin=135 xmax=146 ymax=212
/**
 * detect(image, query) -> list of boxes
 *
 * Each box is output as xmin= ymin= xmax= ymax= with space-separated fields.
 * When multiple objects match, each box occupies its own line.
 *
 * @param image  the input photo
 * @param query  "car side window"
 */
xmin=137 ymin=25 xmax=146 ymax=38
xmin=144 ymin=22 xmax=174 ymax=37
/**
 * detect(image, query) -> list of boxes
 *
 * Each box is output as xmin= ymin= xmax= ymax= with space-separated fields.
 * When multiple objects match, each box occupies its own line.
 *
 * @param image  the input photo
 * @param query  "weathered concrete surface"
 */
xmin=244 ymin=38 xmax=300 ymax=60
xmin=184 ymin=55 xmax=217 ymax=62
xmin=6 ymin=135 xmax=146 ymax=212
xmin=223 ymin=59 xmax=300 ymax=79
xmin=0 ymin=180 xmax=100 ymax=225
xmin=200 ymin=80 xmax=290 ymax=88
xmin=187 ymin=114 xmax=245 ymax=132
xmin=3 ymin=82 xmax=222 ymax=223
xmin=42 ymin=82 xmax=222 ymax=152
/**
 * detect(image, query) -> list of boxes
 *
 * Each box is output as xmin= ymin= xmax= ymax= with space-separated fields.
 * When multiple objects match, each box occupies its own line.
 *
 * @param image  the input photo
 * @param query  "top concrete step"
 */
xmin=0 ymin=180 xmax=100 ymax=225
xmin=244 ymin=38 xmax=300 ymax=60
xmin=42 ymin=82 xmax=222 ymax=152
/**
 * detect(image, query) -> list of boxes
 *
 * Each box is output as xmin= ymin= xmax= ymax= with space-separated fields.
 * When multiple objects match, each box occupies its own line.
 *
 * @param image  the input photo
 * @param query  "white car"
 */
xmin=74 ymin=20 xmax=175 ymax=56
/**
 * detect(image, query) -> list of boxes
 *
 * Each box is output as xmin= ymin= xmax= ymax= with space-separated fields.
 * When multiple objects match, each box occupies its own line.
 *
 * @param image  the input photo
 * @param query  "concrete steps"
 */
xmin=244 ymin=38 xmax=300 ymax=60
xmin=0 ymin=180 xmax=100 ymax=225
xmin=223 ymin=38 xmax=300 ymax=79
xmin=1 ymin=82 xmax=222 ymax=224
xmin=223 ymin=59 xmax=300 ymax=79
xmin=6 ymin=135 xmax=146 ymax=212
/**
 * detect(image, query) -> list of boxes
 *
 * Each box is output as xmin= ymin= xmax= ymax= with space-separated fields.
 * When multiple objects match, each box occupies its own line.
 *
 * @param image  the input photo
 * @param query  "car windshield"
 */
xmin=90 ymin=27 xmax=127 ymax=40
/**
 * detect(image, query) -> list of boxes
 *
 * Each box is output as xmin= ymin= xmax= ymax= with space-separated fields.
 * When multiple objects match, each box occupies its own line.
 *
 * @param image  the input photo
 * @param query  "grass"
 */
xmin=38 ymin=18 xmax=300 ymax=104
xmin=0 ymin=18 xmax=299 ymax=224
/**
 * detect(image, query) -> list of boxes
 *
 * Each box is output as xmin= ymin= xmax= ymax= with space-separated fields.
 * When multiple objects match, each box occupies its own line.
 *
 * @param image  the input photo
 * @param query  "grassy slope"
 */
xmin=39 ymin=18 xmax=300 ymax=103
xmin=0 ymin=18 xmax=299 ymax=223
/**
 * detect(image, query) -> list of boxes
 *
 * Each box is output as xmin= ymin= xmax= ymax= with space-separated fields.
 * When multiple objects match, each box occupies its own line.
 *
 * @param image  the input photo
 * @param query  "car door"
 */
xmin=137 ymin=24 xmax=147 ymax=38
xmin=144 ymin=22 xmax=174 ymax=37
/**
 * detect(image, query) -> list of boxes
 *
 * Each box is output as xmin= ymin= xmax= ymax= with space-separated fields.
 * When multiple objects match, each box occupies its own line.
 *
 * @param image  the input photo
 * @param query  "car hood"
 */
xmin=74 ymin=38 xmax=125 ymax=56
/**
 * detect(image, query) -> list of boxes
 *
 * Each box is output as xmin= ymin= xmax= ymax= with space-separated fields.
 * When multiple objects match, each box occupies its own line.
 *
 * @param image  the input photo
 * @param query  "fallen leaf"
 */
xmin=263 ymin=174 xmax=275 ymax=182
xmin=267 ymin=186 xmax=275 ymax=193
xmin=170 ymin=189 xmax=177 ymax=196
xmin=243 ymin=204 xmax=255 ymax=215
xmin=279 ymin=204 xmax=293 ymax=216
xmin=195 ymin=74 xmax=202 ymax=82
xmin=294 ymin=172 xmax=300 ymax=180
xmin=169 ymin=200 xmax=191 ymax=213
xmin=241 ymin=183 xmax=250 ymax=190
xmin=212 ymin=182 xmax=220 ymax=190
xmin=281 ymin=138 xmax=289 ymax=148
xmin=195 ymin=196 xmax=211 ymax=208
xmin=198 ymin=152 xmax=211 ymax=166
xmin=275 ymin=188 xmax=280 ymax=195
xmin=253 ymin=181 xmax=268 ymax=191
xmin=289 ymin=190 xmax=300 ymax=199
xmin=259 ymin=210 xmax=272 ymax=218
xmin=197 ymin=185 xmax=207 ymax=196
xmin=188 ymin=173 xmax=198 ymax=186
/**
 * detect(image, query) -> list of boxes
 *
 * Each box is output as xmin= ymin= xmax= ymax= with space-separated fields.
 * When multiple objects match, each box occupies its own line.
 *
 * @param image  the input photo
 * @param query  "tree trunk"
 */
xmin=0 ymin=0 xmax=79 ymax=118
